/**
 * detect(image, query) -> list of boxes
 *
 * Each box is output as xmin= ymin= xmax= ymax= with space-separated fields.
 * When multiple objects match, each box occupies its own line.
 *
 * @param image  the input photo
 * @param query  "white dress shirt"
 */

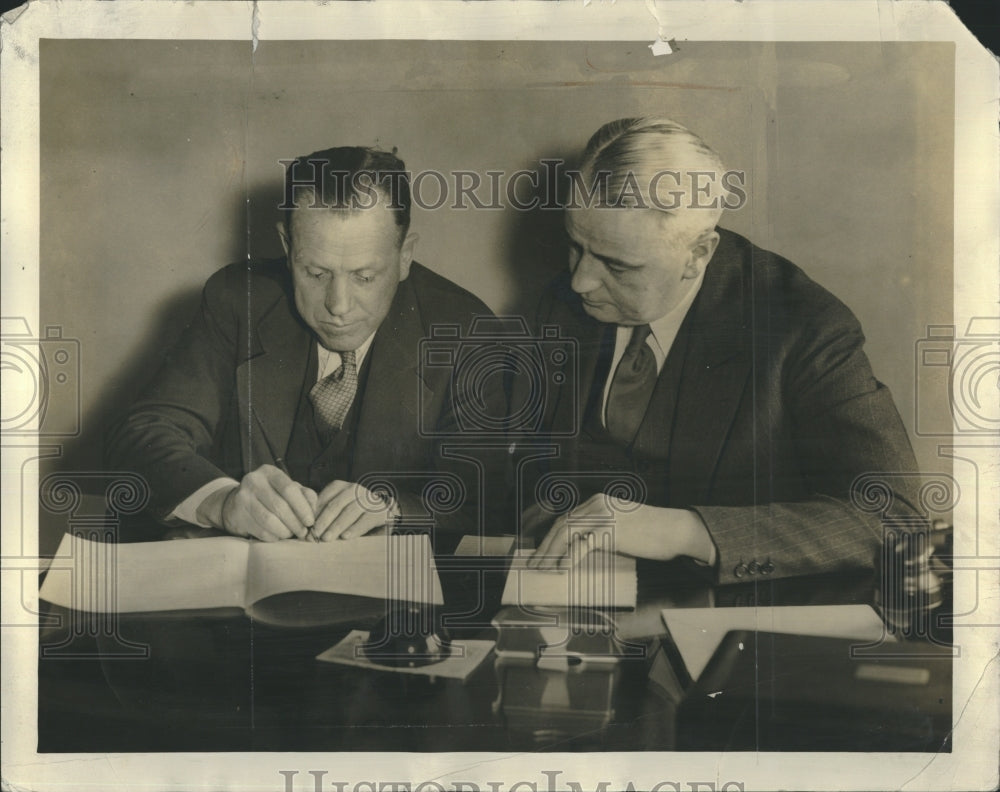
xmin=170 ymin=332 xmax=376 ymax=527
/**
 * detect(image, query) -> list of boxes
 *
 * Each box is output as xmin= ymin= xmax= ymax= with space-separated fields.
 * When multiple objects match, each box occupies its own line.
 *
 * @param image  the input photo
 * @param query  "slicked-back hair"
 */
xmin=281 ymin=146 xmax=410 ymax=244
xmin=578 ymin=117 xmax=729 ymax=236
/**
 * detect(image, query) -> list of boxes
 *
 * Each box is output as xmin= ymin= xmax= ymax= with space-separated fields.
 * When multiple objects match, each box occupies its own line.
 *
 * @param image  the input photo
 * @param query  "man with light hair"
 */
xmin=525 ymin=117 xmax=922 ymax=583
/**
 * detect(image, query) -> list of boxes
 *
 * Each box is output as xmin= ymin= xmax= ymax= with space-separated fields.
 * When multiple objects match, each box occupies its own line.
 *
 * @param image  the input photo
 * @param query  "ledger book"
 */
xmin=39 ymin=532 xmax=444 ymax=613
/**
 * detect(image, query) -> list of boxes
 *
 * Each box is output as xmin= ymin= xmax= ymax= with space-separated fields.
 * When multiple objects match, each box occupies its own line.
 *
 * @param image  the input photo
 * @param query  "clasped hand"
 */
xmin=219 ymin=465 xmax=399 ymax=542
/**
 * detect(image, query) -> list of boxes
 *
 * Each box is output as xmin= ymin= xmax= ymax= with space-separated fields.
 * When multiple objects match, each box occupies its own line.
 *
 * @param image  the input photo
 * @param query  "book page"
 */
xmin=501 ymin=550 xmax=638 ymax=609
xmin=244 ymin=534 xmax=444 ymax=607
xmin=39 ymin=533 xmax=249 ymax=613
xmin=453 ymin=535 xmax=516 ymax=557
xmin=661 ymin=604 xmax=891 ymax=681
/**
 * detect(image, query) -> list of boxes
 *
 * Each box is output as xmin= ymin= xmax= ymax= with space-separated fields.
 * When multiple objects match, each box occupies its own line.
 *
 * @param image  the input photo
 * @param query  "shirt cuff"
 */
xmin=169 ymin=477 xmax=240 ymax=527
xmin=686 ymin=508 xmax=719 ymax=568
xmin=693 ymin=541 xmax=719 ymax=567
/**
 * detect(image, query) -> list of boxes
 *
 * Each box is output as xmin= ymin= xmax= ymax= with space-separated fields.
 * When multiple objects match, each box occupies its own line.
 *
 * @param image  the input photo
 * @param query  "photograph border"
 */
xmin=2 ymin=2 xmax=998 ymax=791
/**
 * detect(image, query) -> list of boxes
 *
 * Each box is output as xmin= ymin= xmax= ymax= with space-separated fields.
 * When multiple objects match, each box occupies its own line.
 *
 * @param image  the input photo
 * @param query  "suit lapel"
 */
xmin=352 ymin=277 xmax=434 ymax=477
xmin=667 ymin=230 xmax=752 ymax=502
xmin=547 ymin=291 xmax=608 ymax=438
xmin=236 ymin=285 xmax=312 ymax=467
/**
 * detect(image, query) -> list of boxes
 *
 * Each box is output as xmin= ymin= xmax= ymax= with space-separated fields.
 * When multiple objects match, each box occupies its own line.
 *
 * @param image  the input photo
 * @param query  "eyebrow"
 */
xmin=594 ymin=253 xmax=639 ymax=270
xmin=298 ymin=258 xmax=380 ymax=274
xmin=563 ymin=227 xmax=640 ymax=270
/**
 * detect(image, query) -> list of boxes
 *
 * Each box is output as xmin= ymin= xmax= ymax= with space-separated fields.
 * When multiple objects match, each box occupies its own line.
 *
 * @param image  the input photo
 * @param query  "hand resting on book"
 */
xmin=526 ymin=494 xmax=716 ymax=571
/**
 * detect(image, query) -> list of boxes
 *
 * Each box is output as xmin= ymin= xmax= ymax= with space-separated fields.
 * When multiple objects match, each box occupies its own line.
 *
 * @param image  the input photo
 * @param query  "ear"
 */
xmin=277 ymin=221 xmax=291 ymax=261
xmin=683 ymin=229 xmax=720 ymax=280
xmin=397 ymin=231 xmax=418 ymax=281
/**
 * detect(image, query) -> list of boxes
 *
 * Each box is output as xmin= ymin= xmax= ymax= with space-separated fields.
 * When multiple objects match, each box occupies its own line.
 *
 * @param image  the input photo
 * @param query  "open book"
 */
xmin=39 ymin=532 xmax=444 ymax=615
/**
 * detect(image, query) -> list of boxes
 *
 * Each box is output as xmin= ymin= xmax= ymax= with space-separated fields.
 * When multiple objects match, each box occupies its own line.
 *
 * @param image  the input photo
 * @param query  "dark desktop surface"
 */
xmin=677 ymin=631 xmax=952 ymax=752
xmin=38 ymin=544 xmax=952 ymax=753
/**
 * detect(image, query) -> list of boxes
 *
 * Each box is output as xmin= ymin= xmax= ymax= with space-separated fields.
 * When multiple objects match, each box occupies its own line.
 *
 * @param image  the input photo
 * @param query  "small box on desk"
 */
xmin=676 ymin=631 xmax=952 ymax=752
xmin=491 ymin=606 xmax=653 ymax=746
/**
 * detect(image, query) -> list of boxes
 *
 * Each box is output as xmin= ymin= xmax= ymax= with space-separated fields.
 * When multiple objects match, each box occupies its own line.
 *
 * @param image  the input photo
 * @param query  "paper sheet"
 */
xmin=502 ymin=550 xmax=637 ymax=609
xmin=661 ymin=604 xmax=891 ymax=681
xmin=453 ymin=535 xmax=516 ymax=557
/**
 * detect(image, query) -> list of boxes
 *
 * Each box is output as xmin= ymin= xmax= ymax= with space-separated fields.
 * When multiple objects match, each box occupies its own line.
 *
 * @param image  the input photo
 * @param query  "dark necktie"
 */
xmin=605 ymin=324 xmax=657 ymax=445
xmin=309 ymin=349 xmax=358 ymax=439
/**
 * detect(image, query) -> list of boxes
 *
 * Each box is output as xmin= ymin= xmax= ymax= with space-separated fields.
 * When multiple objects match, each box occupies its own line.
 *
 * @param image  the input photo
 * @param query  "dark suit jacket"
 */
xmin=529 ymin=228 xmax=923 ymax=584
xmin=105 ymin=260 xmax=495 ymax=536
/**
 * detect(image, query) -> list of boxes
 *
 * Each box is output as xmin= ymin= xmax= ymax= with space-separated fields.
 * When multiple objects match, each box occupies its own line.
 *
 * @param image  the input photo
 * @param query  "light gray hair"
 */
xmin=578 ymin=117 xmax=730 ymax=238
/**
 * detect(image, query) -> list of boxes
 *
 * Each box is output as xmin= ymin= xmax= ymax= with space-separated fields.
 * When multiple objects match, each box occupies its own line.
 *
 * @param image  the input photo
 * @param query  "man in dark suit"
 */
xmin=106 ymin=147 xmax=494 ymax=544
xmin=525 ymin=117 xmax=923 ymax=583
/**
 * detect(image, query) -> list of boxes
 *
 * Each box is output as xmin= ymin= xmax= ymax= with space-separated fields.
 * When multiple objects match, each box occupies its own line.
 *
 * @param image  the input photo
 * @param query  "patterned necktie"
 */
xmin=309 ymin=349 xmax=358 ymax=439
xmin=606 ymin=324 xmax=657 ymax=445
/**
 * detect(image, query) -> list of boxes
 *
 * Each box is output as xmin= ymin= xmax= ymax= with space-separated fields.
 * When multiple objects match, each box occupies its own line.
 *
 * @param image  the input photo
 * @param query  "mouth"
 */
xmin=320 ymin=320 xmax=355 ymax=331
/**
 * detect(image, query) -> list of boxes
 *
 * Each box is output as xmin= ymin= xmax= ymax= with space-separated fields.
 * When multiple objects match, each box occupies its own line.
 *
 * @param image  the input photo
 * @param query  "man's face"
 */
xmin=564 ymin=207 xmax=719 ymax=325
xmin=279 ymin=206 xmax=415 ymax=352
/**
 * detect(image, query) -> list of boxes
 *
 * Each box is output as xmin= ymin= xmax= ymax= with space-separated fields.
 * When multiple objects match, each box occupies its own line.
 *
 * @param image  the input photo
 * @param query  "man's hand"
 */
xmin=199 ymin=464 xmax=317 ymax=541
xmin=311 ymin=480 xmax=400 ymax=541
xmin=526 ymin=494 xmax=716 ymax=570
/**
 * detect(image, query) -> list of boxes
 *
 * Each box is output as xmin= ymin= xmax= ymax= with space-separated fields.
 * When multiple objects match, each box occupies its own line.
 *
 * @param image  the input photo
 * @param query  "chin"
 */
xmin=316 ymin=327 xmax=364 ymax=352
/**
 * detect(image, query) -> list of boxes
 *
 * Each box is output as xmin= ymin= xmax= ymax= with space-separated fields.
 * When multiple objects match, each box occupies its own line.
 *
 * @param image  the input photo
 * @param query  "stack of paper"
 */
xmin=501 ymin=550 xmax=637 ymax=609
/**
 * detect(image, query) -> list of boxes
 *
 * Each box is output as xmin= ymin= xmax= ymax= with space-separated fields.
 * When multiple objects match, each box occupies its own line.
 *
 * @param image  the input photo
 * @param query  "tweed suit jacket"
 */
xmin=528 ymin=228 xmax=922 ymax=584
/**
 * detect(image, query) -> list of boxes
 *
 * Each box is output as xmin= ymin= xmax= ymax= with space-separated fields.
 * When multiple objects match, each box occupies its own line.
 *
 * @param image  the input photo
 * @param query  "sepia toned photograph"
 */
xmin=2 ymin=2 xmax=997 ymax=791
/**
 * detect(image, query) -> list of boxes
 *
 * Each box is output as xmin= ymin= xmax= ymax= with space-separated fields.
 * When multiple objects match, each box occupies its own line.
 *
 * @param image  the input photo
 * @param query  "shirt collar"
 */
xmin=646 ymin=271 xmax=706 ymax=355
xmin=317 ymin=331 xmax=377 ymax=380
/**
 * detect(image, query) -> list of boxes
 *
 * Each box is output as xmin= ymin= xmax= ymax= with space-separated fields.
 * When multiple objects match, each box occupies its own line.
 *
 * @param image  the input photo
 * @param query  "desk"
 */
xmin=38 ymin=549 xmax=951 ymax=753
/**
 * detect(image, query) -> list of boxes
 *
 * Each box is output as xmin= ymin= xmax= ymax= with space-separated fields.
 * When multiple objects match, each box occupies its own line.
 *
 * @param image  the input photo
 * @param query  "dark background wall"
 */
xmin=39 ymin=40 xmax=953 ymax=554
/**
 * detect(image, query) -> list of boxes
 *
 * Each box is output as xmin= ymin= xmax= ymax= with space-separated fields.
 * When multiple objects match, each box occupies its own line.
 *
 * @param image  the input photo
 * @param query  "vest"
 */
xmin=284 ymin=339 xmax=373 ymax=491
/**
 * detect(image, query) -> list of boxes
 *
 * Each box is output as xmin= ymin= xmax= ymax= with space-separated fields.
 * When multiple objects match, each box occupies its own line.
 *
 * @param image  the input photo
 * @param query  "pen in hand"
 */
xmin=274 ymin=456 xmax=318 ymax=541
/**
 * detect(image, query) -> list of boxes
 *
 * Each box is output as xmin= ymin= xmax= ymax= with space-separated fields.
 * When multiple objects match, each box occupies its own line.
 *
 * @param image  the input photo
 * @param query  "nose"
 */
xmin=324 ymin=276 xmax=351 ymax=317
xmin=569 ymin=253 xmax=602 ymax=296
